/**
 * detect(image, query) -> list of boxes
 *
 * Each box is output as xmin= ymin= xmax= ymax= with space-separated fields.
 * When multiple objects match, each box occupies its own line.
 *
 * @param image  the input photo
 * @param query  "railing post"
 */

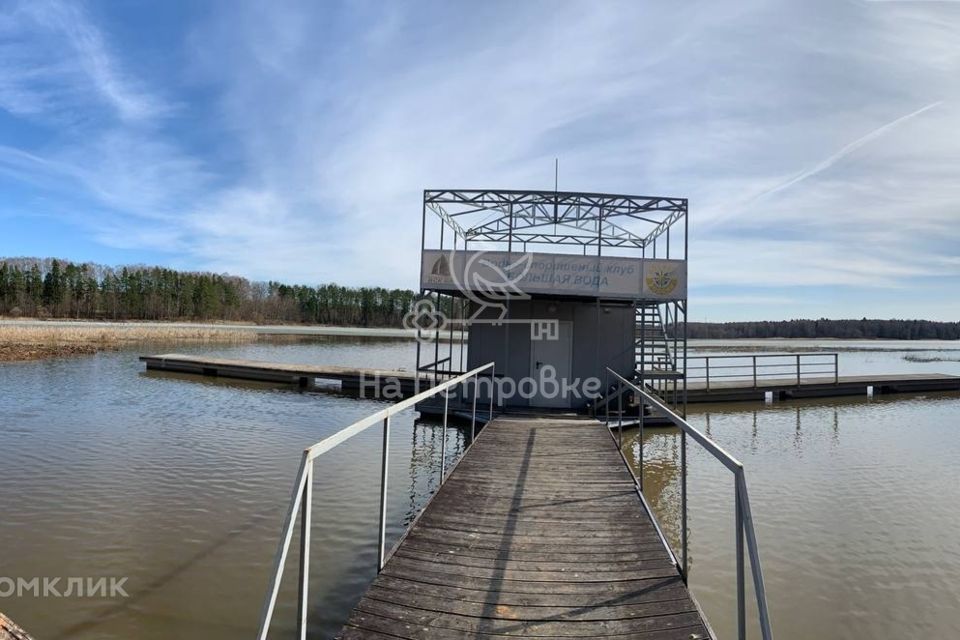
xmin=377 ymin=417 xmax=390 ymax=571
xmin=738 ymin=473 xmax=774 ymax=640
xmin=297 ymin=459 xmax=313 ymax=640
xmin=260 ymin=363 xmax=505 ymax=640
xmin=489 ymin=364 xmax=495 ymax=421
xmin=257 ymin=453 xmax=310 ymax=640
xmin=617 ymin=381 xmax=623 ymax=448
xmin=834 ymin=353 xmax=839 ymax=385
xmin=705 ymin=357 xmax=710 ymax=391
xmin=681 ymin=430 xmax=688 ymax=581
xmin=796 ymin=353 xmax=801 ymax=386
xmin=605 ymin=370 xmax=774 ymax=640
xmin=752 ymin=355 xmax=757 ymax=389
xmin=638 ymin=398 xmax=644 ymax=491
xmin=471 ymin=373 xmax=478 ymax=443
xmin=605 ymin=370 xmax=610 ymax=424
xmin=736 ymin=473 xmax=746 ymax=640
xmin=441 ymin=388 xmax=449 ymax=480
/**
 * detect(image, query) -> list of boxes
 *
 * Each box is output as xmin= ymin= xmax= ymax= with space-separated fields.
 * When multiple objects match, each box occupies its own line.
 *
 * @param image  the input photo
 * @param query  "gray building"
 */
xmin=414 ymin=189 xmax=689 ymax=411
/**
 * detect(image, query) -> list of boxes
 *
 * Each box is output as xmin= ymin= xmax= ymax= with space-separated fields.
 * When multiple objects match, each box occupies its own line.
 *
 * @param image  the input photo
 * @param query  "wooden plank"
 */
xmin=397 ymin=539 xmax=673 ymax=562
xmin=415 ymin=514 xmax=652 ymax=531
xmin=391 ymin=549 xmax=676 ymax=573
xmin=348 ymin=600 xmax=706 ymax=637
xmin=336 ymin=414 xmax=711 ymax=639
xmin=383 ymin=555 xmax=678 ymax=583
xmin=402 ymin=527 xmax=663 ymax=549
xmin=399 ymin=531 xmax=665 ymax=554
xmin=362 ymin=586 xmax=698 ymax=622
xmin=379 ymin=564 xmax=688 ymax=597
xmin=341 ymin=615 xmax=708 ymax=640
xmin=371 ymin=574 xmax=691 ymax=607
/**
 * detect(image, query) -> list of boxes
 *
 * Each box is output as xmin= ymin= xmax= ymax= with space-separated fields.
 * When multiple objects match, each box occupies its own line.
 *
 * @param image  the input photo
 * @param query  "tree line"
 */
xmin=684 ymin=318 xmax=960 ymax=340
xmin=1 ymin=258 xmax=956 ymax=337
xmin=0 ymin=257 xmax=420 ymax=326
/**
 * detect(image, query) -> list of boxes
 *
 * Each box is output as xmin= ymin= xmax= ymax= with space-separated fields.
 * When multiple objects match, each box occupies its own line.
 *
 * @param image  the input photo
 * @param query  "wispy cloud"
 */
xmin=732 ymin=101 xmax=944 ymax=214
xmin=0 ymin=0 xmax=167 ymax=121
xmin=1 ymin=0 xmax=959 ymax=319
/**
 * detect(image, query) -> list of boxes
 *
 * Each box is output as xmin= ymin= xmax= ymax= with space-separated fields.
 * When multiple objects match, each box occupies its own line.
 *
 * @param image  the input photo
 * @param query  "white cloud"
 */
xmin=2 ymin=0 xmax=960 ymax=320
xmin=0 ymin=0 xmax=168 ymax=122
xmin=707 ymin=101 xmax=945 ymax=227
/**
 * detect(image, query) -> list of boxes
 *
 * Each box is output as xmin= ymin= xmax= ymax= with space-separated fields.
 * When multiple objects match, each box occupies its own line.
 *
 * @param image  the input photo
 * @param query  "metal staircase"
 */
xmin=635 ymin=303 xmax=676 ymax=376
xmin=592 ymin=302 xmax=684 ymax=420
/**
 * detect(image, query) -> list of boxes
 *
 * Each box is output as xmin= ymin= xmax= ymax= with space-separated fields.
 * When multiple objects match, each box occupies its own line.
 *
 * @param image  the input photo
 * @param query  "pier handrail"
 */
xmin=687 ymin=352 xmax=838 ymax=390
xmin=606 ymin=367 xmax=774 ymax=640
xmin=256 ymin=361 xmax=497 ymax=640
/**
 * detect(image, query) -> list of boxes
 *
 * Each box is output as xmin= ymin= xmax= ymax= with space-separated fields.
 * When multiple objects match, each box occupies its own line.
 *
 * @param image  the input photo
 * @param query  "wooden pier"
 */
xmin=338 ymin=414 xmax=710 ymax=640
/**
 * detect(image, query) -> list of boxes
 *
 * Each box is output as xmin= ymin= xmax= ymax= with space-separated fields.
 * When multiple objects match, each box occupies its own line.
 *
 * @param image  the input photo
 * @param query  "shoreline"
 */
xmin=0 ymin=323 xmax=258 ymax=363
xmin=0 ymin=319 xmax=455 ymax=362
xmin=2 ymin=319 xmax=959 ymax=364
xmin=0 ymin=318 xmax=422 ymax=339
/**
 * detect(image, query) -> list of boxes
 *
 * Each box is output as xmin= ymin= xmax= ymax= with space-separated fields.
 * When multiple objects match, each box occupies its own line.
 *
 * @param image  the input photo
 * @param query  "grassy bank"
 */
xmin=0 ymin=324 xmax=257 ymax=362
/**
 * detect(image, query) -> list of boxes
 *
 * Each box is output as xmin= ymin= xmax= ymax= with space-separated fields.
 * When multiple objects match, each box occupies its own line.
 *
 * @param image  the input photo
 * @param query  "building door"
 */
xmin=529 ymin=321 xmax=573 ymax=408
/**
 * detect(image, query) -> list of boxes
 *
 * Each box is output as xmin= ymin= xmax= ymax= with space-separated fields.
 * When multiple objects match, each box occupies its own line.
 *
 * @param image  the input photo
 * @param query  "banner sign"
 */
xmin=421 ymin=250 xmax=686 ymax=301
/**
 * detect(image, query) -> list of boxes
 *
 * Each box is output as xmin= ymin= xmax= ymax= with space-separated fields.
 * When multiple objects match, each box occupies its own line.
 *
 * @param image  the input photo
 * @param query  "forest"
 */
xmin=1 ymin=257 xmax=957 ymax=338
xmin=685 ymin=319 xmax=960 ymax=340
xmin=0 ymin=257 xmax=419 ymax=326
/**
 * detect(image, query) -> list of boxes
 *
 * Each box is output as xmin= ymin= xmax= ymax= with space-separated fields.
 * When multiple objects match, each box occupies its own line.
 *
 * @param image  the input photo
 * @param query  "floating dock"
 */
xmin=139 ymin=354 xmax=435 ymax=396
xmin=338 ymin=414 xmax=711 ymax=640
xmin=683 ymin=373 xmax=960 ymax=403
xmin=142 ymin=354 xmax=960 ymax=407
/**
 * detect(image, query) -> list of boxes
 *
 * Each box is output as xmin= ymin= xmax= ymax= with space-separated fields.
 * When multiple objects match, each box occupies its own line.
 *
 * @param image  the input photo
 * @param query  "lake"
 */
xmin=1 ymin=337 xmax=959 ymax=638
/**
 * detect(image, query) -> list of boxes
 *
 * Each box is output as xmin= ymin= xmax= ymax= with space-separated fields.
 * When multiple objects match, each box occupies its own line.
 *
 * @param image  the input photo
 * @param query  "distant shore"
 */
xmin=0 ymin=319 xmax=426 ymax=362
xmin=0 ymin=318 xmax=421 ymax=336
xmin=2 ymin=318 xmax=958 ymax=363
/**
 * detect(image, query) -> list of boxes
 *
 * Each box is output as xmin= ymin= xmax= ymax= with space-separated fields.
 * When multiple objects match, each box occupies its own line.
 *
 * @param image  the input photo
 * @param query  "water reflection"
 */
xmin=0 ymin=347 xmax=475 ymax=639
xmin=2 ymin=342 xmax=960 ymax=639
xmin=621 ymin=390 xmax=960 ymax=639
xmin=404 ymin=416 xmax=468 ymax=526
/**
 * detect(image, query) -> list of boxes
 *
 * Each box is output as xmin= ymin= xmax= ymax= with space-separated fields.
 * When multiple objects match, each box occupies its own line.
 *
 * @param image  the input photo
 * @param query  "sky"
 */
xmin=0 ymin=0 xmax=958 ymax=322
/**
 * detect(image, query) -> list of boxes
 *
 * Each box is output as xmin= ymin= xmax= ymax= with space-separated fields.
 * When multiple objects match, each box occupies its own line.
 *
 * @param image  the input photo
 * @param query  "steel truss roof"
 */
xmin=424 ymin=189 xmax=686 ymax=249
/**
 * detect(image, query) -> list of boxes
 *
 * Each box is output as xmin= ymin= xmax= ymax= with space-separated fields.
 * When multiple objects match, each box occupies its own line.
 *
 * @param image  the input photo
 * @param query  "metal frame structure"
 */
xmin=256 ymin=362 xmax=497 ymax=640
xmin=423 ymin=189 xmax=685 ymax=249
xmin=607 ymin=368 xmax=774 ymax=640
xmin=416 ymin=188 xmax=689 ymax=411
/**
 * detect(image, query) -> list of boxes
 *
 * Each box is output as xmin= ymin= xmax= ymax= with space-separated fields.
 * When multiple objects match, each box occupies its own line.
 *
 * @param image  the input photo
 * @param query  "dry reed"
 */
xmin=0 ymin=324 xmax=256 ymax=362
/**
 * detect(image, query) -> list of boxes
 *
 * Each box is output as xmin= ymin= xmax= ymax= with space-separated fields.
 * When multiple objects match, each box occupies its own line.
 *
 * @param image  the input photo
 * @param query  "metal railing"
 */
xmin=606 ymin=368 xmax=773 ymax=640
xmin=255 ymin=362 xmax=496 ymax=640
xmin=687 ymin=352 xmax=838 ymax=390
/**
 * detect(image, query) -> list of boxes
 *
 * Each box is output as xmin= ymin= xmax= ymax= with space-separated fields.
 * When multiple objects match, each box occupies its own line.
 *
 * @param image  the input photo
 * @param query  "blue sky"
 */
xmin=1 ymin=0 xmax=958 ymax=321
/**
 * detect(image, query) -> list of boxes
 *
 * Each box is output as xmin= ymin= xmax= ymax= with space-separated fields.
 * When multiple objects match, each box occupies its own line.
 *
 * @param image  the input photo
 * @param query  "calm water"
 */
xmin=1 ymin=337 xmax=959 ymax=638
